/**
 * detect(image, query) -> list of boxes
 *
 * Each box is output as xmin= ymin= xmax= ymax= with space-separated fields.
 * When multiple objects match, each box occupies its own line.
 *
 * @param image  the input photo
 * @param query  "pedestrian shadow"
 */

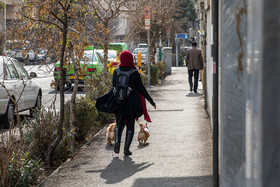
xmin=137 ymin=143 xmax=150 ymax=149
xmin=85 ymin=157 xmax=154 ymax=184
xmin=186 ymin=92 xmax=203 ymax=97
xmin=132 ymin=175 xmax=213 ymax=187
xmin=105 ymin=144 xmax=114 ymax=151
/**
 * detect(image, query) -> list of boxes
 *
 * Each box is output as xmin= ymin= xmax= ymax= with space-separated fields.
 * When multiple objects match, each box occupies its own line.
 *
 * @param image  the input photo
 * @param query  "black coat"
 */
xmin=113 ymin=66 xmax=155 ymax=118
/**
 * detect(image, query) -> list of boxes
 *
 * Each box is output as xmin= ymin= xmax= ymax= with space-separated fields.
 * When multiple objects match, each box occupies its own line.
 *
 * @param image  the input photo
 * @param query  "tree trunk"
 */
xmin=46 ymin=20 xmax=68 ymax=167
xmin=103 ymin=21 xmax=109 ymax=74
xmin=70 ymin=45 xmax=79 ymax=144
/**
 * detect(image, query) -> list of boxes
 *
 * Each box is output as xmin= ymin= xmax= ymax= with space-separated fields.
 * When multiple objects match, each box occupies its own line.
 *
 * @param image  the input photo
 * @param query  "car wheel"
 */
xmin=1 ymin=101 xmax=15 ymax=129
xmin=29 ymin=93 xmax=42 ymax=117
xmin=55 ymin=80 xmax=72 ymax=91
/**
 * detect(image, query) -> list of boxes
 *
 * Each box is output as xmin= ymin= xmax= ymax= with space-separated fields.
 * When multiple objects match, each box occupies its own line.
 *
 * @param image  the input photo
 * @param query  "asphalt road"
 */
xmin=24 ymin=64 xmax=85 ymax=110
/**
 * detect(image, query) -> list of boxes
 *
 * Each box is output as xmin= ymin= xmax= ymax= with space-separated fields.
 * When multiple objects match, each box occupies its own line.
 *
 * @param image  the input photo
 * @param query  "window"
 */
xmin=13 ymin=59 xmax=28 ymax=79
xmin=5 ymin=60 xmax=19 ymax=80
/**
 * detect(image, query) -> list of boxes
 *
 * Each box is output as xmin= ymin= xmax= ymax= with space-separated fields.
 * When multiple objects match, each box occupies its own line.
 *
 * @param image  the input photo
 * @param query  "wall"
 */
xmin=200 ymin=0 xmax=280 ymax=186
xmin=245 ymin=0 xmax=262 ymax=186
xmin=205 ymin=3 xmax=213 ymax=125
xmin=218 ymin=0 xmax=247 ymax=186
xmin=246 ymin=0 xmax=280 ymax=186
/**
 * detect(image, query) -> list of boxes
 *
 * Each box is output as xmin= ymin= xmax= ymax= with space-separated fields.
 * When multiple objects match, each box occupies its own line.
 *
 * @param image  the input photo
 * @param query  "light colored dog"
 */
xmin=106 ymin=122 xmax=116 ymax=145
xmin=50 ymin=80 xmax=56 ymax=89
xmin=137 ymin=122 xmax=150 ymax=145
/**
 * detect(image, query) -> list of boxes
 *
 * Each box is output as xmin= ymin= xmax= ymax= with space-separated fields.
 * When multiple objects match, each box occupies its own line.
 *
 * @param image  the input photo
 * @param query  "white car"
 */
xmin=132 ymin=48 xmax=147 ymax=64
xmin=0 ymin=56 xmax=42 ymax=128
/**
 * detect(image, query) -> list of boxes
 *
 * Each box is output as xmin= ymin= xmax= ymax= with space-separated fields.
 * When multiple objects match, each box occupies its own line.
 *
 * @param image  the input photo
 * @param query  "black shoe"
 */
xmin=194 ymin=90 xmax=197 ymax=93
xmin=124 ymin=150 xmax=132 ymax=156
xmin=190 ymin=87 xmax=193 ymax=91
xmin=114 ymin=142 xmax=120 ymax=154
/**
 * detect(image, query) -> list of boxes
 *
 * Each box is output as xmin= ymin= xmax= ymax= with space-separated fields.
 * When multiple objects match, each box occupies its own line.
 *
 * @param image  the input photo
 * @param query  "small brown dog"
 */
xmin=106 ymin=122 xmax=116 ymax=145
xmin=50 ymin=80 xmax=56 ymax=89
xmin=137 ymin=122 xmax=150 ymax=145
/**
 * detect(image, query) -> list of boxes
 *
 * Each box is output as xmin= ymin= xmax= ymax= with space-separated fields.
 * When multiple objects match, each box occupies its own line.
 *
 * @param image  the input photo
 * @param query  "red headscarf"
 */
xmin=119 ymin=50 xmax=137 ymax=69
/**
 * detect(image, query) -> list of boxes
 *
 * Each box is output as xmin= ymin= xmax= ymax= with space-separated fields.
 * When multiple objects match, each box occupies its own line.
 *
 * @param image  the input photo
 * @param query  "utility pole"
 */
xmin=145 ymin=6 xmax=151 ymax=87
xmin=159 ymin=0 xmax=162 ymax=62
xmin=175 ymin=37 xmax=178 ymax=67
xmin=212 ymin=0 xmax=219 ymax=186
xmin=147 ymin=30 xmax=150 ymax=87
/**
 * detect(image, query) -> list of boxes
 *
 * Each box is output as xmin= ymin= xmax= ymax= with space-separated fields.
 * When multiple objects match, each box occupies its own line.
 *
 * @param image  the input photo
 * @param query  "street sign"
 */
xmin=144 ymin=7 xmax=150 ymax=30
xmin=145 ymin=19 xmax=150 ymax=30
xmin=176 ymin=34 xmax=188 ymax=39
xmin=145 ymin=7 xmax=150 ymax=19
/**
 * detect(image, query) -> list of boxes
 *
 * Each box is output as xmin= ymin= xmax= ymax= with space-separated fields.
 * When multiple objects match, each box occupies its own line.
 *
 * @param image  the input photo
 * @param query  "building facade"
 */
xmin=198 ymin=0 xmax=280 ymax=186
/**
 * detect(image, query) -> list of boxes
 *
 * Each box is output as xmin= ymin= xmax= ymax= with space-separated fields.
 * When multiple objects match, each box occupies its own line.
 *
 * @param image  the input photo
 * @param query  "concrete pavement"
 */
xmin=39 ymin=67 xmax=213 ymax=187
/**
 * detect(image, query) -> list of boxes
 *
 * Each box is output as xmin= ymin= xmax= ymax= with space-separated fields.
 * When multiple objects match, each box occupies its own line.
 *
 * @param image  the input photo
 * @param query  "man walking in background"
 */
xmin=185 ymin=41 xmax=203 ymax=93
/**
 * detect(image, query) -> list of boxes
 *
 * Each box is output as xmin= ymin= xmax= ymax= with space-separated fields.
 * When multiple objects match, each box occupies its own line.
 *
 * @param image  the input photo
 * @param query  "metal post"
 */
xmin=4 ymin=0 xmax=6 ymax=43
xmin=147 ymin=30 xmax=150 ymax=87
xmin=159 ymin=30 xmax=162 ymax=62
xmin=4 ymin=0 xmax=6 ymax=52
xmin=168 ymin=38 xmax=170 ymax=47
xmin=212 ymin=0 xmax=219 ymax=186
xmin=176 ymin=38 xmax=178 ymax=67
xmin=159 ymin=0 xmax=162 ymax=62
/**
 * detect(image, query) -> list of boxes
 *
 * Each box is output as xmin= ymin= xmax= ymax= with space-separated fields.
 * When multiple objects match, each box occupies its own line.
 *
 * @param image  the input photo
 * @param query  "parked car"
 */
xmin=132 ymin=48 xmax=147 ymax=64
xmin=4 ymin=48 xmax=36 ymax=64
xmin=138 ymin=43 xmax=148 ymax=48
xmin=96 ymin=49 xmax=120 ymax=74
xmin=53 ymin=49 xmax=104 ymax=90
xmin=36 ymin=49 xmax=52 ymax=64
xmin=0 ymin=56 xmax=42 ymax=129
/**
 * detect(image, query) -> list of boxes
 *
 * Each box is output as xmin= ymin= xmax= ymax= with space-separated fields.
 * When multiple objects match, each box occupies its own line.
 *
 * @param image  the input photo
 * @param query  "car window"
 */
xmin=81 ymin=50 xmax=97 ymax=63
xmin=133 ymin=48 xmax=147 ymax=55
xmin=96 ymin=52 xmax=104 ymax=64
xmin=97 ymin=50 xmax=117 ymax=60
xmin=5 ymin=60 xmax=19 ymax=80
xmin=13 ymin=59 xmax=28 ymax=79
xmin=107 ymin=52 xmax=116 ymax=60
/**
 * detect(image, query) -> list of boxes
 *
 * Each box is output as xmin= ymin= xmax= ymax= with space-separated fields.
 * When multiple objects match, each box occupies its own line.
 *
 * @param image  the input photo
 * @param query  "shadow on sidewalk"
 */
xmin=186 ymin=92 xmax=203 ymax=97
xmin=85 ymin=157 xmax=154 ymax=184
xmin=132 ymin=175 xmax=213 ymax=187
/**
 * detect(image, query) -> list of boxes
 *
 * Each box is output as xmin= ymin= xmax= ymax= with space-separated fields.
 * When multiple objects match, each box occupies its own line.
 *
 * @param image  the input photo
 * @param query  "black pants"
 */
xmin=115 ymin=114 xmax=135 ymax=135
xmin=115 ymin=113 xmax=135 ymax=153
xmin=188 ymin=69 xmax=199 ymax=92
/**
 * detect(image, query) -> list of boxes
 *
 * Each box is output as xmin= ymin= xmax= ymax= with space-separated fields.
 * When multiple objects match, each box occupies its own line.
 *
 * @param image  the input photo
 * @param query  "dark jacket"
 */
xmin=185 ymin=47 xmax=203 ymax=70
xmin=113 ymin=66 xmax=155 ymax=118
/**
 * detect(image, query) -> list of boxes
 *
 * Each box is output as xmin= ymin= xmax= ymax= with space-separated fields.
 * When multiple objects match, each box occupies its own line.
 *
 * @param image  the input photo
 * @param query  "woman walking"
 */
xmin=113 ymin=50 xmax=156 ymax=156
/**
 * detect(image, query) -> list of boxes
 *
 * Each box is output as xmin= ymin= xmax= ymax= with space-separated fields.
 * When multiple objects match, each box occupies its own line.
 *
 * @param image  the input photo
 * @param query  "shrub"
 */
xmin=156 ymin=62 xmax=166 ymax=80
xmin=83 ymin=72 xmax=112 ymax=101
xmin=64 ymin=97 xmax=102 ymax=143
xmin=63 ymin=72 xmax=115 ymax=143
xmin=24 ymin=108 xmax=72 ymax=164
xmin=0 ymin=130 xmax=18 ymax=186
xmin=141 ymin=63 xmax=165 ymax=85
xmin=9 ymin=151 xmax=41 ymax=187
xmin=0 ymin=127 xmax=42 ymax=187
xmin=150 ymin=65 xmax=159 ymax=85
xmin=140 ymin=73 xmax=148 ymax=86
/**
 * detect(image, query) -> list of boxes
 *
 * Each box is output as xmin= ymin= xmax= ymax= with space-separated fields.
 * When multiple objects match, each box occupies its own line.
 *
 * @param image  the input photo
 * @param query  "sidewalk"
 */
xmin=39 ymin=67 xmax=213 ymax=187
